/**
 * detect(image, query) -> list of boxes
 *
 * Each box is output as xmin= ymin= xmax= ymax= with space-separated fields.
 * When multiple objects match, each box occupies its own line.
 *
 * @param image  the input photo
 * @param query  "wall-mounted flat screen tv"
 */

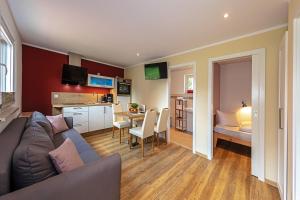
xmin=144 ymin=62 xmax=168 ymax=80
xmin=61 ymin=64 xmax=88 ymax=85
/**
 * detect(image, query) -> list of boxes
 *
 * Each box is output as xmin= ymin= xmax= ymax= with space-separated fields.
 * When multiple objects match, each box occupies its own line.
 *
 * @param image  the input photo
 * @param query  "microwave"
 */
xmin=117 ymin=79 xmax=131 ymax=96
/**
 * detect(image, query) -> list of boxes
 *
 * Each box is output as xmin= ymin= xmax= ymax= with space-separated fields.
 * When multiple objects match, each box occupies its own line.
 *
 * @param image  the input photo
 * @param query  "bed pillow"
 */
xmin=46 ymin=114 xmax=69 ymax=134
xmin=216 ymin=110 xmax=239 ymax=127
xmin=49 ymin=138 xmax=84 ymax=173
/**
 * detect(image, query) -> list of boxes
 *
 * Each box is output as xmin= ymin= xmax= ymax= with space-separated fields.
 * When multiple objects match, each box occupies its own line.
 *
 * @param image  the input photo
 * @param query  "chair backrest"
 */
xmin=112 ymin=103 xmax=123 ymax=122
xmin=141 ymin=110 xmax=157 ymax=138
xmin=156 ymin=108 xmax=169 ymax=133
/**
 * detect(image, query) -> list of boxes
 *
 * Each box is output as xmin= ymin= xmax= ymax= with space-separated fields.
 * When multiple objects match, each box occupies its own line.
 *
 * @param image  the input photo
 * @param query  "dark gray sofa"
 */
xmin=0 ymin=114 xmax=121 ymax=200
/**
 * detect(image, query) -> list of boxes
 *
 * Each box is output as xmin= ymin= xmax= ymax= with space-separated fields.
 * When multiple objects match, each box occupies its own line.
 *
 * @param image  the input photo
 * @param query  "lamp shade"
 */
xmin=239 ymin=106 xmax=252 ymax=124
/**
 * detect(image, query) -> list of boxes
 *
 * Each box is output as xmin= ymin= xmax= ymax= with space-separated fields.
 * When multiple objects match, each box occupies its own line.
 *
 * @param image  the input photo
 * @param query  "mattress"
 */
xmin=214 ymin=125 xmax=252 ymax=142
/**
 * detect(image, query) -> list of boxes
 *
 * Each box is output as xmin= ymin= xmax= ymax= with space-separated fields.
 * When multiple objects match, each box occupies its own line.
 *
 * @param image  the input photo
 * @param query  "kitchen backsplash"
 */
xmin=51 ymin=92 xmax=102 ymax=105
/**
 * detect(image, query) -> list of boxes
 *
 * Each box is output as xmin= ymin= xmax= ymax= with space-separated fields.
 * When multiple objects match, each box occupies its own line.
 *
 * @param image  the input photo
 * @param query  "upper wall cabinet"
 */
xmin=87 ymin=74 xmax=115 ymax=88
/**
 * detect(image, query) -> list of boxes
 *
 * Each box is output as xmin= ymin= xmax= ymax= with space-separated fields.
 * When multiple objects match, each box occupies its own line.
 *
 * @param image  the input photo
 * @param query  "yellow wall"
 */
xmin=125 ymin=27 xmax=286 ymax=182
xmin=287 ymin=0 xmax=300 ymax=199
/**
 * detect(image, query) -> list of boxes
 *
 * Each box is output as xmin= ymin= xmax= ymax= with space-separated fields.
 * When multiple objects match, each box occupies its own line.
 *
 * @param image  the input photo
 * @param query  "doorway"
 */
xmin=208 ymin=49 xmax=266 ymax=181
xmin=167 ymin=62 xmax=197 ymax=153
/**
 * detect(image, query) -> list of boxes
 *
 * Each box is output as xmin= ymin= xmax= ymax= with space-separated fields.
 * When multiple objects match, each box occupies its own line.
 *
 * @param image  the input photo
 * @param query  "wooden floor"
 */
xmin=170 ymin=127 xmax=193 ymax=150
xmin=84 ymin=131 xmax=280 ymax=200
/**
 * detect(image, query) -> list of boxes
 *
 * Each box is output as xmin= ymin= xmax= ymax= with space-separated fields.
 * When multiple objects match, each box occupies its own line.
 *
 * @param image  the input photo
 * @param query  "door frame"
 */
xmin=208 ymin=49 xmax=266 ymax=181
xmin=167 ymin=62 xmax=197 ymax=153
xmin=278 ymin=31 xmax=288 ymax=200
xmin=293 ymin=17 xmax=300 ymax=200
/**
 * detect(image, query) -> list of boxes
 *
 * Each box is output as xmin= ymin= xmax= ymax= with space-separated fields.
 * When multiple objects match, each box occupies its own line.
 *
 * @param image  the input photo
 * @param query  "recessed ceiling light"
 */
xmin=224 ymin=13 xmax=229 ymax=19
xmin=136 ymin=53 xmax=140 ymax=56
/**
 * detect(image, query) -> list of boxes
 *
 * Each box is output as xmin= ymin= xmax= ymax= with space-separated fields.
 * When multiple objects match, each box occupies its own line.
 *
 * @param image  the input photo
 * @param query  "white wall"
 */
xmin=125 ymin=65 xmax=168 ymax=110
xmin=0 ymin=0 xmax=22 ymax=132
xmin=170 ymin=67 xmax=193 ymax=95
xmin=219 ymin=61 xmax=252 ymax=113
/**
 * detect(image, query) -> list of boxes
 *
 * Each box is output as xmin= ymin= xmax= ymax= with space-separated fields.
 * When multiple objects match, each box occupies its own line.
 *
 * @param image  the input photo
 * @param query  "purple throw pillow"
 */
xmin=49 ymin=138 xmax=84 ymax=173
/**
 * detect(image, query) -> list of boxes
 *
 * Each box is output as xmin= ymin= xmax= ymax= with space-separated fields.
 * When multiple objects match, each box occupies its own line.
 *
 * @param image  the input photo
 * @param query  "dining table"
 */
xmin=114 ymin=111 xmax=145 ymax=147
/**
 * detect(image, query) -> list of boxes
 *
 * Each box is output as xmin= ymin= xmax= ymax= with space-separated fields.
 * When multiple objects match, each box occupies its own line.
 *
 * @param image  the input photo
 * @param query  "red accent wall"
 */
xmin=22 ymin=45 xmax=124 ymax=115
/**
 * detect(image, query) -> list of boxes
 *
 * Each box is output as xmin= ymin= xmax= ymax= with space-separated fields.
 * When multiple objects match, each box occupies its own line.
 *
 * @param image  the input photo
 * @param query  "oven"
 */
xmin=117 ymin=79 xmax=131 ymax=96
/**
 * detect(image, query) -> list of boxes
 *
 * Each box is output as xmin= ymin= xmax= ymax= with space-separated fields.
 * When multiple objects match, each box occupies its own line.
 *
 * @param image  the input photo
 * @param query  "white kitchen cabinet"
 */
xmin=63 ymin=105 xmax=113 ymax=133
xmin=63 ymin=107 xmax=89 ymax=134
xmin=88 ymin=106 xmax=105 ymax=131
xmin=104 ymin=106 xmax=113 ymax=128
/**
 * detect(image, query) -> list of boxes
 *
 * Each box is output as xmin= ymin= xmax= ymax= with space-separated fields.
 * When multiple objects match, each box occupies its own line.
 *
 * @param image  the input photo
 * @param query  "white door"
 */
xmin=251 ymin=50 xmax=266 ymax=180
xmin=278 ymin=31 xmax=288 ymax=200
xmin=104 ymin=106 xmax=113 ymax=128
xmin=88 ymin=106 xmax=105 ymax=131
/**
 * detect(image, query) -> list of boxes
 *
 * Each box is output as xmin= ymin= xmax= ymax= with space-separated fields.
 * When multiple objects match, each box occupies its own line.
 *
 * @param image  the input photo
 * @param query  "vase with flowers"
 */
xmin=129 ymin=103 xmax=139 ymax=113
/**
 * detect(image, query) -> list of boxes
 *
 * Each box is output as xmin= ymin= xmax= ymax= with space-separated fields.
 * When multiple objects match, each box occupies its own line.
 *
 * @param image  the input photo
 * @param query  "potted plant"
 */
xmin=129 ymin=103 xmax=139 ymax=113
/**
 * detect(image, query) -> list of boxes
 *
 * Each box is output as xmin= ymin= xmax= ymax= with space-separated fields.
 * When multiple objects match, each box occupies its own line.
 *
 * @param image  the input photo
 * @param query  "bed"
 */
xmin=213 ymin=110 xmax=252 ymax=147
xmin=213 ymin=124 xmax=252 ymax=147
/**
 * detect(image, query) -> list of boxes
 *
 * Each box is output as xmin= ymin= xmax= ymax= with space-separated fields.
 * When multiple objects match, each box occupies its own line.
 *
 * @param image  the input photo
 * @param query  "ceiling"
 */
xmin=8 ymin=0 xmax=288 ymax=67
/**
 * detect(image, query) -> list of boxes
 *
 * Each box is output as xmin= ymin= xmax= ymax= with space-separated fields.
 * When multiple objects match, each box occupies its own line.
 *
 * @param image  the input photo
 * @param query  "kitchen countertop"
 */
xmin=52 ymin=102 xmax=113 ymax=108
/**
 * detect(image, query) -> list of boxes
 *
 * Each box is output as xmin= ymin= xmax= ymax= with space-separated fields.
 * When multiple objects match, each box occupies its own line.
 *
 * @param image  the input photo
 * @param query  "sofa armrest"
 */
xmin=0 ymin=154 xmax=121 ymax=200
xmin=64 ymin=117 xmax=73 ymax=129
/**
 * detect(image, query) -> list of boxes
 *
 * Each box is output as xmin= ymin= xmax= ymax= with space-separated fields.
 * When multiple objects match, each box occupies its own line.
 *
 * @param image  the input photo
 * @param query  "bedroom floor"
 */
xmin=84 ymin=131 xmax=279 ymax=200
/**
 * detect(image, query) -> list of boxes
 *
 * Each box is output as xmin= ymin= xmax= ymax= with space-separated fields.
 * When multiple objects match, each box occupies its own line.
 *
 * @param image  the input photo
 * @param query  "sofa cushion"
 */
xmin=53 ymin=129 xmax=100 ymax=164
xmin=30 ymin=111 xmax=54 ymax=140
xmin=49 ymin=138 xmax=84 ymax=173
xmin=46 ymin=114 xmax=69 ymax=134
xmin=12 ymin=123 xmax=57 ymax=190
xmin=0 ymin=118 xmax=27 ymax=196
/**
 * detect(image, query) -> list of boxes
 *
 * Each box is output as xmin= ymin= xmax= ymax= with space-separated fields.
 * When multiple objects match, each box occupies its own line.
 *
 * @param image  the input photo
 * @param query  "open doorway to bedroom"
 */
xmin=213 ymin=57 xmax=252 ymax=157
xmin=208 ymin=49 xmax=266 ymax=181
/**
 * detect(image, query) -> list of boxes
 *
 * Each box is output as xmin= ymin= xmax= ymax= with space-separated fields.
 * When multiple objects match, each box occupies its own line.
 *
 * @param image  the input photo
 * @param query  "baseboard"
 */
xmin=171 ymin=141 xmax=192 ymax=151
xmin=265 ymin=179 xmax=278 ymax=188
xmin=81 ymin=128 xmax=113 ymax=137
xmin=195 ymin=151 xmax=208 ymax=159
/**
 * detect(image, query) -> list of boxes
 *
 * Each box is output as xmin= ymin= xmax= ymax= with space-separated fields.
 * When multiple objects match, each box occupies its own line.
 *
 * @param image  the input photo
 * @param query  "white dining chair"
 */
xmin=129 ymin=109 xmax=156 ymax=157
xmin=112 ymin=103 xmax=131 ymax=143
xmin=154 ymin=108 xmax=170 ymax=145
xmin=127 ymin=103 xmax=143 ymax=127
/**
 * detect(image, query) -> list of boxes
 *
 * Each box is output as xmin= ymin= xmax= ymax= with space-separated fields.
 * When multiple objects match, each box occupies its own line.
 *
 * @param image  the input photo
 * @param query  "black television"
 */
xmin=144 ymin=62 xmax=168 ymax=80
xmin=61 ymin=64 xmax=88 ymax=85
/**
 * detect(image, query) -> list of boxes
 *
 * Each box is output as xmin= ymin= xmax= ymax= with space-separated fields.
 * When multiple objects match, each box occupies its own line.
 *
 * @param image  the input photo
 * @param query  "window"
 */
xmin=0 ymin=17 xmax=15 ymax=109
xmin=184 ymin=74 xmax=193 ymax=93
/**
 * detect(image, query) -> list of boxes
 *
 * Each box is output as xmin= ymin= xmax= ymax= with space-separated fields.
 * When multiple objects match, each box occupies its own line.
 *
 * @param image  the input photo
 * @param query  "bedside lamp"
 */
xmin=239 ymin=101 xmax=252 ymax=124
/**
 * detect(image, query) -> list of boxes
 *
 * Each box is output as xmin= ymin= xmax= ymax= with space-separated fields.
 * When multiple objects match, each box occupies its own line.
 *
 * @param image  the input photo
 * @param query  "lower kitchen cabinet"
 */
xmin=88 ymin=106 xmax=105 ymax=131
xmin=104 ymin=106 xmax=113 ymax=128
xmin=63 ymin=105 xmax=113 ymax=134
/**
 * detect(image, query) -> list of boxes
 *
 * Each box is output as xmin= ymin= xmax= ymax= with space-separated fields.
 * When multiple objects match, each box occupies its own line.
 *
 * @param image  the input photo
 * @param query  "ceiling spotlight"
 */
xmin=224 ymin=13 xmax=229 ymax=19
xmin=136 ymin=53 xmax=140 ymax=56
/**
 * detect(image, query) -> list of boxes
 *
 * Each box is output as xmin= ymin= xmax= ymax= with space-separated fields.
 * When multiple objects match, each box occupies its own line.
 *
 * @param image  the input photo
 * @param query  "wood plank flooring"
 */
xmin=170 ymin=128 xmax=193 ymax=150
xmin=84 ymin=131 xmax=280 ymax=200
